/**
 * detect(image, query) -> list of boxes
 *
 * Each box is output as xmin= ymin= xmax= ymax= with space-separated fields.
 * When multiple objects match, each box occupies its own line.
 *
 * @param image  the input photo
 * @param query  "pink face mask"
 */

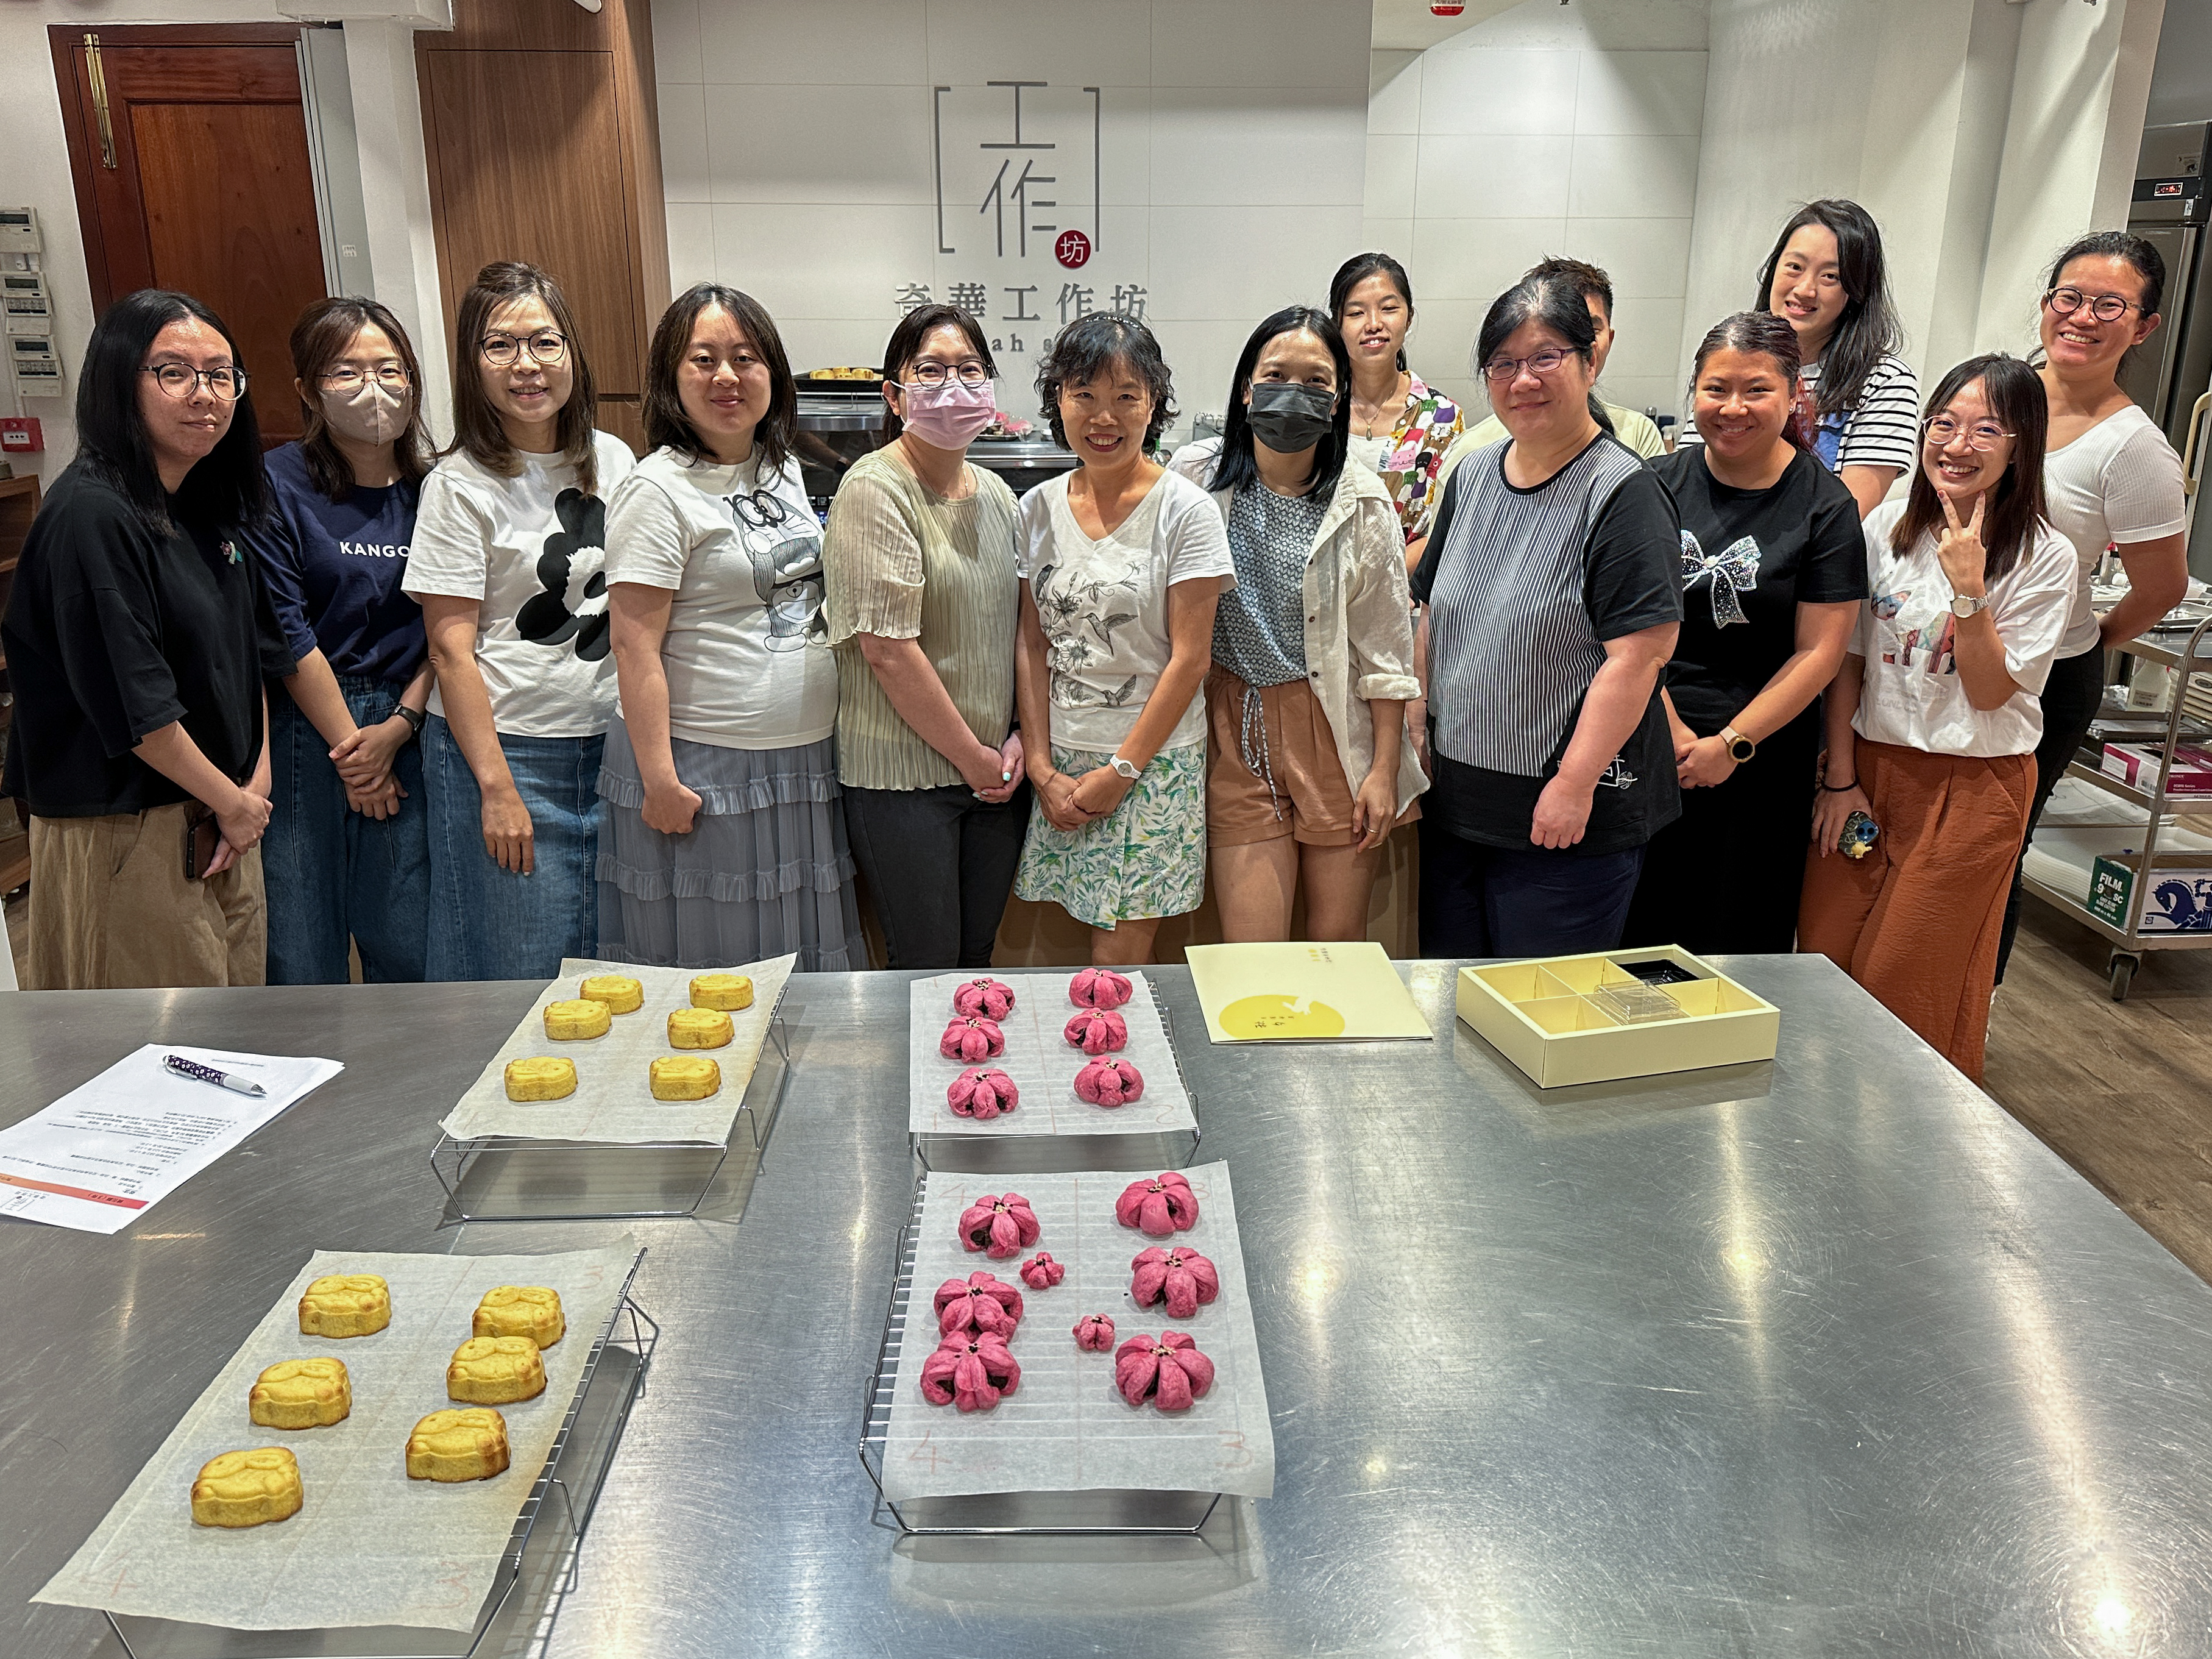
xmin=899 ymin=377 xmax=997 ymax=450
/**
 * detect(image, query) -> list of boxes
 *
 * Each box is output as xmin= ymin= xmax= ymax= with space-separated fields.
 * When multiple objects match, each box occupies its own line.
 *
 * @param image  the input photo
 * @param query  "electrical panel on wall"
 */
xmin=0 ymin=208 xmax=61 ymax=403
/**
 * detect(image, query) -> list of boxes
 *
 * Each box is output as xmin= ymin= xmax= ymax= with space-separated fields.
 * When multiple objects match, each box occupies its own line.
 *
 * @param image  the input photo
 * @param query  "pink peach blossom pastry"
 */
xmin=1130 ymin=1245 xmax=1219 ymax=1320
xmin=946 ymin=1067 xmax=1019 ymax=1121
xmin=939 ymin=1016 xmax=1007 ymax=1064
xmin=1068 ymin=967 xmax=1133 ymax=1010
xmin=920 ymin=1329 xmax=1020 ymax=1412
xmin=1115 ymin=1171 xmax=1198 ymax=1236
xmin=957 ymin=1192 xmax=1041 ymax=1259
xmin=1063 ymin=1009 xmax=1128 ymax=1055
xmin=1114 ymin=1330 xmax=1214 ymax=1412
xmin=951 ymin=977 xmax=1017 ymax=1021
xmin=934 ymin=1271 xmax=1024 ymax=1337
xmin=1074 ymin=1313 xmax=1116 ymax=1351
xmin=1019 ymin=1252 xmax=1063 ymax=1290
xmin=1074 ymin=1056 xmax=1144 ymax=1107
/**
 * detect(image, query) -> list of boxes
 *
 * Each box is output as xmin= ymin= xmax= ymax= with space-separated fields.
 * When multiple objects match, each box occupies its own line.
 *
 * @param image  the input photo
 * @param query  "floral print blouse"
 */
xmin=1353 ymin=374 xmax=1463 ymax=546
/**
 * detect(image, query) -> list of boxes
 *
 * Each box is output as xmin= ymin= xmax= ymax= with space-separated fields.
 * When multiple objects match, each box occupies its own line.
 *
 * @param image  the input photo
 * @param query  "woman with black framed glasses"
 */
xmin=2 ymin=289 xmax=296 ymax=987
xmin=403 ymin=261 xmax=635 ymax=981
xmin=596 ymin=284 xmax=860 ymax=972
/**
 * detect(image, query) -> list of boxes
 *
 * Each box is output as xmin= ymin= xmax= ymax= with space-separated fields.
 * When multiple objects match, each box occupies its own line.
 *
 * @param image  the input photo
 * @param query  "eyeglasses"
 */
xmin=481 ymin=332 xmax=567 ymax=369
xmin=907 ymin=360 xmax=989 ymax=387
xmin=322 ymin=365 xmax=410 ymax=391
xmin=1480 ymin=347 xmax=1576 ymax=383
xmin=144 ymin=363 xmax=246 ymax=402
xmin=2043 ymin=286 xmax=2143 ymax=324
xmin=1922 ymin=414 xmax=2015 ymax=452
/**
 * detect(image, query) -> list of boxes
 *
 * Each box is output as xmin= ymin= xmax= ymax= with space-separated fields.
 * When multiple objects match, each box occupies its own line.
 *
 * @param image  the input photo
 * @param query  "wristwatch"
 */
xmin=1720 ymin=725 xmax=1756 ymax=763
xmin=395 ymin=705 xmax=428 ymax=741
xmin=1949 ymin=592 xmax=1991 ymax=619
xmin=1109 ymin=753 xmax=1142 ymax=781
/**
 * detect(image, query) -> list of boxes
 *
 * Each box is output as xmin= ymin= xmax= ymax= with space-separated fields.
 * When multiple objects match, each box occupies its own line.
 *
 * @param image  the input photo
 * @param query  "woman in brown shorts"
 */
xmin=1168 ymin=306 xmax=1426 ymax=941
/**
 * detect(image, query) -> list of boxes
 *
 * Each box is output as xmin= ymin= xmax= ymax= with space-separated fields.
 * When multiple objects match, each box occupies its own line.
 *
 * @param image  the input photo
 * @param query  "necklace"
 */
xmin=1352 ymin=371 xmax=1409 ymax=439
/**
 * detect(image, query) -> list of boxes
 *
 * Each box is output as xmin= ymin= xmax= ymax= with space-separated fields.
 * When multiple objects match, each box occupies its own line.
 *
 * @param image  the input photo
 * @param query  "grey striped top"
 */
xmin=823 ymin=449 xmax=1021 ymax=791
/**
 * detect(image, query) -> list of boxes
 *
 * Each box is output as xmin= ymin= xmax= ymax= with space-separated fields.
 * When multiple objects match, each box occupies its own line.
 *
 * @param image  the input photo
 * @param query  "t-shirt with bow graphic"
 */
xmin=1646 ymin=447 xmax=1864 ymax=742
xmin=403 ymin=431 xmax=636 ymax=737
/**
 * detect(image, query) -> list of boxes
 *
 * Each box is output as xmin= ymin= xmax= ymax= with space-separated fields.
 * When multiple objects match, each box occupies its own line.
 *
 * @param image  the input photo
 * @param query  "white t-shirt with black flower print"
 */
xmin=1016 ymin=469 xmax=1235 ymax=753
xmin=403 ymin=430 xmax=636 ymax=738
xmin=603 ymin=445 xmax=835 ymax=751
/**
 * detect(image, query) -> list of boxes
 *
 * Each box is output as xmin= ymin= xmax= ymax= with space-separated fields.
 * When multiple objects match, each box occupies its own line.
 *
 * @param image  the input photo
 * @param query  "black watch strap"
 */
xmin=396 ymin=705 xmax=427 ymax=740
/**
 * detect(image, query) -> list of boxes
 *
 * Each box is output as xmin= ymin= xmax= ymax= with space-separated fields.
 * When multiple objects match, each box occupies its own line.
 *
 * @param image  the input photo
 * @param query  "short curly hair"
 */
xmin=1034 ymin=313 xmax=1177 ymax=453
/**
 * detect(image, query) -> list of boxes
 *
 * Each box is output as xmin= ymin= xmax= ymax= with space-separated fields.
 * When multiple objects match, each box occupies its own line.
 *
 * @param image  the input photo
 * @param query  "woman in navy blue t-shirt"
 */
xmin=240 ymin=297 xmax=437 ymax=982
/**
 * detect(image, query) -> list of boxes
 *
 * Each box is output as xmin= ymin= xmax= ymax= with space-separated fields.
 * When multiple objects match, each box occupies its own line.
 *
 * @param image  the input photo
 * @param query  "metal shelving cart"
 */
xmin=2022 ymin=609 xmax=2212 ymax=1000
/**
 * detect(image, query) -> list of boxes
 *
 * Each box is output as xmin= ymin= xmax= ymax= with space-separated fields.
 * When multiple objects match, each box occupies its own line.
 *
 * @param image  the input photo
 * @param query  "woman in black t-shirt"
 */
xmin=1623 ymin=311 xmax=1863 ymax=954
xmin=1 ymin=290 xmax=294 ymax=987
xmin=1410 ymin=271 xmax=1681 ymax=957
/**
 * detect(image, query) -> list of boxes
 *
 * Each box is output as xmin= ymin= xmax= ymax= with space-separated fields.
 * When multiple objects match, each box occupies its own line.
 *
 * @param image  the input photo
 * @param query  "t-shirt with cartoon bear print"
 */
xmin=403 ymin=430 xmax=636 ymax=737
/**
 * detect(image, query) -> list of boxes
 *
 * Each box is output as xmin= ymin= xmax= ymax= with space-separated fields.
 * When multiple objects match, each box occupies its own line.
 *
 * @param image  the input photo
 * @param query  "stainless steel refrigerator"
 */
xmin=2121 ymin=122 xmax=2212 ymax=578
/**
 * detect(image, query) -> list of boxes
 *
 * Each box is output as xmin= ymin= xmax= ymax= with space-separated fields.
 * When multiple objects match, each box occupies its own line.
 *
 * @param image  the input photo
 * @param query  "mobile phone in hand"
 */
xmin=182 ymin=805 xmax=220 ymax=879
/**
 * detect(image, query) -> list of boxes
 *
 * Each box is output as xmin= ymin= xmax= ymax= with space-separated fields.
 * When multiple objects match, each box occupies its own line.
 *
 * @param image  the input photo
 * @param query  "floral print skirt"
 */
xmin=1014 ymin=742 xmax=1208 ymax=930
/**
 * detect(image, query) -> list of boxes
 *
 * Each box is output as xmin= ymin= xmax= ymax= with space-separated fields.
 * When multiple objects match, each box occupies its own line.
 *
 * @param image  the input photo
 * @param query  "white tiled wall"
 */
xmin=1363 ymin=0 xmax=1708 ymax=427
xmin=653 ymin=0 xmax=1372 ymax=441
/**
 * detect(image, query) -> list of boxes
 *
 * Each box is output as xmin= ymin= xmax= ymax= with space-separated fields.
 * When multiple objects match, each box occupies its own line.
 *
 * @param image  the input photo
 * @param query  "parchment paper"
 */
xmin=34 ymin=1243 xmax=636 ymax=1634
xmin=439 ymin=954 xmax=793 ymax=1145
xmin=908 ymin=973 xmax=1198 ymax=1138
xmin=880 ymin=1162 xmax=1274 ymax=1502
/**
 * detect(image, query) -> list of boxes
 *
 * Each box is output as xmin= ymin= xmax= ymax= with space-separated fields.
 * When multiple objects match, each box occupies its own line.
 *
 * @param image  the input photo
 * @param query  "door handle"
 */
xmin=84 ymin=34 xmax=116 ymax=170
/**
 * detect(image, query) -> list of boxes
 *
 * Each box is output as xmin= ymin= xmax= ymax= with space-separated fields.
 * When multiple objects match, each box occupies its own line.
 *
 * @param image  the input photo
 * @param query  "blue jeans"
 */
xmin=1418 ymin=819 xmax=1647 ymax=959
xmin=423 ymin=713 xmax=604 ymax=981
xmin=263 ymin=680 xmax=430 ymax=984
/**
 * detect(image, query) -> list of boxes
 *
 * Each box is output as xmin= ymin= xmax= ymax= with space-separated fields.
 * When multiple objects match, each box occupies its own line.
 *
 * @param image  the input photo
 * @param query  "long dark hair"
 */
xmin=1035 ymin=312 xmax=1178 ymax=454
xmin=1690 ymin=310 xmax=1809 ymax=451
xmin=1754 ymin=199 xmax=1903 ymax=419
xmin=879 ymin=303 xmax=996 ymax=442
xmin=1208 ymin=306 xmax=1351 ymax=500
xmin=1328 ymin=252 xmax=1414 ymax=372
xmin=2040 ymin=230 xmax=2166 ymax=370
xmin=76 ymin=288 xmax=268 ymax=534
xmin=643 ymin=283 xmax=798 ymax=472
xmin=448 ymin=261 xmax=602 ymax=494
xmin=289 ymin=296 xmax=434 ymax=503
xmin=1473 ymin=271 xmax=1614 ymax=438
xmin=1890 ymin=353 xmax=2048 ymax=582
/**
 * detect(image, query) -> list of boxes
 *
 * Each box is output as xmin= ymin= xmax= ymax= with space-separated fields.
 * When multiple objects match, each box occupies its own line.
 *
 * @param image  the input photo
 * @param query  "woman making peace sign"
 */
xmin=1798 ymin=355 xmax=2076 ymax=1082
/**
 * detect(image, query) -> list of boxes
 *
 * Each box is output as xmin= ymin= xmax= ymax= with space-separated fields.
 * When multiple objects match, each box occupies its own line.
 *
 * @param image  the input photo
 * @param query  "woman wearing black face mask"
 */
xmin=1168 ymin=306 xmax=1425 ymax=942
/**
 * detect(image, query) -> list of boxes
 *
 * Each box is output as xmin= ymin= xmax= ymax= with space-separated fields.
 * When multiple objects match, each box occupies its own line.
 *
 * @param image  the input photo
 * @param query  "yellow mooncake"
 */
xmin=298 ymin=1273 xmax=390 ymax=1338
xmin=473 ymin=1284 xmax=565 ymax=1348
xmin=689 ymin=973 xmax=754 ymax=1011
xmin=579 ymin=974 xmax=643 ymax=1014
xmin=447 ymin=1335 xmax=547 ymax=1404
xmin=544 ymin=999 xmax=612 ymax=1040
xmin=191 ymin=1447 xmax=303 ymax=1527
xmin=249 ymin=1357 xmax=351 ymax=1429
xmin=504 ymin=1057 xmax=578 ymax=1101
xmin=667 ymin=1007 xmax=734 ymax=1050
xmin=650 ymin=1056 xmax=722 ymax=1100
xmin=406 ymin=1408 xmax=511 ymax=1482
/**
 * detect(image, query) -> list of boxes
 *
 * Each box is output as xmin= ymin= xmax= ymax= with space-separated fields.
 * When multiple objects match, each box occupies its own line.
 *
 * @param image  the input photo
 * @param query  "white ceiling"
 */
xmin=1370 ymin=0 xmax=1526 ymax=52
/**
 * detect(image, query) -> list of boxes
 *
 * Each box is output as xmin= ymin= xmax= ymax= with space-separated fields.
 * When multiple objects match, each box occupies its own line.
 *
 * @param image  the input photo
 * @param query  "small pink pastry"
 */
xmin=951 ymin=977 xmax=1017 ymax=1021
xmin=920 ymin=1329 xmax=1021 ymax=1412
xmin=1019 ymin=1252 xmax=1063 ymax=1290
xmin=1074 ymin=1056 xmax=1144 ymax=1107
xmin=939 ymin=1016 xmax=1007 ymax=1064
xmin=1130 ymin=1245 xmax=1219 ymax=1320
xmin=1068 ymin=967 xmax=1133 ymax=1011
xmin=934 ymin=1271 xmax=1024 ymax=1337
xmin=957 ymin=1192 xmax=1041 ymax=1259
xmin=1115 ymin=1171 xmax=1198 ymax=1237
xmin=946 ymin=1067 xmax=1019 ymax=1121
xmin=1114 ymin=1330 xmax=1214 ymax=1412
xmin=1063 ymin=1009 xmax=1128 ymax=1055
xmin=1074 ymin=1313 xmax=1116 ymax=1351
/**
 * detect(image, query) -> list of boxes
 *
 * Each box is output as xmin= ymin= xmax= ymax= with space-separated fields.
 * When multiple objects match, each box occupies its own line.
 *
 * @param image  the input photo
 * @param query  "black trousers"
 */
xmin=843 ymin=781 xmax=1029 ymax=970
xmin=1417 ymin=814 xmax=1647 ymax=958
xmin=1995 ymin=644 xmax=2107 ymax=983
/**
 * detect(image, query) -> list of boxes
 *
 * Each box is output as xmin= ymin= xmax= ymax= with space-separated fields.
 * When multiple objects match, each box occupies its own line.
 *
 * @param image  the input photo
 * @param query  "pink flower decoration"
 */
xmin=1115 ymin=1171 xmax=1198 ymax=1237
xmin=957 ymin=1192 xmax=1041 ymax=1259
xmin=1063 ymin=1009 xmax=1129 ymax=1055
xmin=920 ymin=1329 xmax=1021 ymax=1412
xmin=933 ymin=1271 xmax=1024 ymax=1337
xmin=1074 ymin=1313 xmax=1116 ymax=1352
xmin=946 ymin=1067 xmax=1019 ymax=1121
xmin=1074 ymin=1056 xmax=1144 ymax=1107
xmin=1113 ymin=1329 xmax=1214 ymax=1412
xmin=1068 ymin=967 xmax=1133 ymax=1011
xmin=939 ymin=1016 xmax=1007 ymax=1063
xmin=1019 ymin=1252 xmax=1063 ymax=1290
xmin=951 ymin=978 xmax=1017 ymax=1020
xmin=1130 ymin=1245 xmax=1219 ymax=1320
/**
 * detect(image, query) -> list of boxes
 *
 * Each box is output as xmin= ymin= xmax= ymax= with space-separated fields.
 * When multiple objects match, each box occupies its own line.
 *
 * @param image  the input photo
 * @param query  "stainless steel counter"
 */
xmin=7 ymin=959 xmax=2212 ymax=1657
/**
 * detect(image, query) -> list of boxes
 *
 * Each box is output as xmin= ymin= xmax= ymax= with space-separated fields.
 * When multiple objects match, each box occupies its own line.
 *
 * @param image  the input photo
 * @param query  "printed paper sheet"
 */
xmin=1185 ymin=940 xmax=1433 ymax=1043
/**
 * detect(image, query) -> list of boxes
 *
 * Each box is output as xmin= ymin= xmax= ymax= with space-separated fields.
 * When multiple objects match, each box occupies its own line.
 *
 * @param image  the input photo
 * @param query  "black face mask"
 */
xmin=1246 ymin=382 xmax=1336 ymax=453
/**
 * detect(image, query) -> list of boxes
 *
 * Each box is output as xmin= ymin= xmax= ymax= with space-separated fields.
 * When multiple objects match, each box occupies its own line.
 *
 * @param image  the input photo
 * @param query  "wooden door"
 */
xmin=50 ymin=26 xmax=331 ymax=447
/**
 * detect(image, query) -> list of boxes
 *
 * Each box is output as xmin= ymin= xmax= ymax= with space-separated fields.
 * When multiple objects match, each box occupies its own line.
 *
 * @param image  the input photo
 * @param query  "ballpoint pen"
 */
xmin=161 ymin=1054 xmax=268 ymax=1098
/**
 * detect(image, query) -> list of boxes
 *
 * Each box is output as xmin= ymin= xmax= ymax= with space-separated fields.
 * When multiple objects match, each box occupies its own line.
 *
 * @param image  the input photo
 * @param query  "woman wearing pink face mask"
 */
xmin=238 ymin=296 xmax=438 ymax=983
xmin=824 ymin=304 xmax=1026 ymax=968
